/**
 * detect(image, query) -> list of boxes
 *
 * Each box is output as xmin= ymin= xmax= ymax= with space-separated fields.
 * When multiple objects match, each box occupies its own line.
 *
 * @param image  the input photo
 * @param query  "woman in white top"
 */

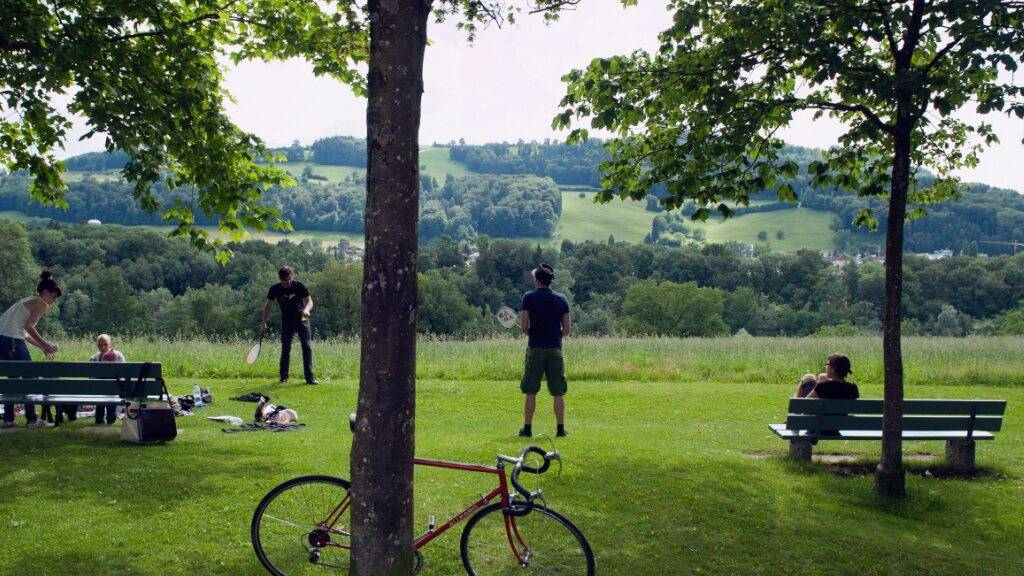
xmin=1 ymin=271 xmax=62 ymax=429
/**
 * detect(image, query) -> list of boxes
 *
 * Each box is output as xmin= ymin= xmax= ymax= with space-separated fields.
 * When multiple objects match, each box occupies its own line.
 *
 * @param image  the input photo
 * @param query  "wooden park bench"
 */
xmin=0 ymin=360 xmax=165 ymax=425
xmin=770 ymin=398 xmax=1007 ymax=472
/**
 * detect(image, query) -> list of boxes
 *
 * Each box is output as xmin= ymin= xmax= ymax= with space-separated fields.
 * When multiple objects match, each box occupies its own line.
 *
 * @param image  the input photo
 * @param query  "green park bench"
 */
xmin=770 ymin=398 xmax=1007 ymax=472
xmin=0 ymin=360 xmax=165 ymax=421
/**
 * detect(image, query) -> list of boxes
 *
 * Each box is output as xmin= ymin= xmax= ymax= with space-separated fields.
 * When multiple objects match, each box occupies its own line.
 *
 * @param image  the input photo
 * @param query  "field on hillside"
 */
xmin=555 ymin=191 xmax=654 ymax=244
xmin=137 ymin=224 xmax=366 ymax=247
xmin=0 ymin=211 xmax=47 ymax=225
xmin=60 ymin=170 xmax=122 ymax=183
xmin=1 ymin=336 xmax=1022 ymax=576
xmin=274 ymin=146 xmax=471 ymax=184
xmin=692 ymin=207 xmax=838 ymax=252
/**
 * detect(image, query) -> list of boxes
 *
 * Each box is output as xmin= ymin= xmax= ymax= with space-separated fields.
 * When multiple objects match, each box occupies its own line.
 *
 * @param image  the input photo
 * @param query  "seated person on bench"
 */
xmin=89 ymin=334 xmax=125 ymax=425
xmin=807 ymin=354 xmax=859 ymax=399
xmin=794 ymin=373 xmax=818 ymax=398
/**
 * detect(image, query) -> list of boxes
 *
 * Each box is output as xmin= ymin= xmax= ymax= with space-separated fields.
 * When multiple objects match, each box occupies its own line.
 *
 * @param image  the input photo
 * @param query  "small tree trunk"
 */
xmin=875 ymin=128 xmax=911 ymax=497
xmin=350 ymin=2 xmax=431 ymax=574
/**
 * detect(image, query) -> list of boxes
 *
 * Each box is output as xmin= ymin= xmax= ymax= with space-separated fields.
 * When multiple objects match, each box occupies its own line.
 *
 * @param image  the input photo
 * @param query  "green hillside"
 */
xmin=36 ymin=146 xmax=848 ymax=251
xmin=556 ymin=191 xmax=653 ymax=244
xmin=138 ymin=224 xmax=366 ymax=247
xmin=277 ymin=162 xmax=365 ymax=181
xmin=691 ymin=207 xmax=837 ymax=251
xmin=273 ymin=146 xmax=471 ymax=184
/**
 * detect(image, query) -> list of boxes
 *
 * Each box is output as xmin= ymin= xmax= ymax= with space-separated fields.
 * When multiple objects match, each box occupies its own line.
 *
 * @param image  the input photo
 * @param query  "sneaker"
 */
xmin=278 ymin=378 xmax=288 ymax=384
xmin=305 ymin=379 xmax=319 ymax=385
xmin=556 ymin=428 xmax=569 ymax=438
xmin=26 ymin=419 xmax=53 ymax=430
xmin=517 ymin=427 xmax=532 ymax=438
xmin=2 ymin=421 xmax=14 ymax=429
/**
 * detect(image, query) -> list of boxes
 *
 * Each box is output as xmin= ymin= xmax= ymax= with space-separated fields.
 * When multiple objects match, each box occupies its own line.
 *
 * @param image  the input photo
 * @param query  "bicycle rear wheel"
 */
xmin=251 ymin=475 xmax=353 ymax=575
xmin=460 ymin=502 xmax=595 ymax=575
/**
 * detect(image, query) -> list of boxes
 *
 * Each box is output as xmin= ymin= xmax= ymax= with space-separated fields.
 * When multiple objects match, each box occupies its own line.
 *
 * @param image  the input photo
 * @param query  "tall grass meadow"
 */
xmin=54 ymin=335 xmax=1024 ymax=388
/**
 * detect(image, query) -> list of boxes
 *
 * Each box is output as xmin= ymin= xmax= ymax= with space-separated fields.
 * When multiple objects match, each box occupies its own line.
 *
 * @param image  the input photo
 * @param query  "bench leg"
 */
xmin=946 ymin=439 xmax=976 ymax=473
xmin=789 ymin=439 xmax=812 ymax=461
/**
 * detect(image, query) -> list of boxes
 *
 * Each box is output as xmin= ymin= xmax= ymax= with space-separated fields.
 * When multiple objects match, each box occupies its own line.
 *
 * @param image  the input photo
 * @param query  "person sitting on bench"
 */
xmin=794 ymin=373 xmax=818 ymax=398
xmin=89 ymin=334 xmax=125 ymax=425
xmin=807 ymin=354 xmax=859 ymax=399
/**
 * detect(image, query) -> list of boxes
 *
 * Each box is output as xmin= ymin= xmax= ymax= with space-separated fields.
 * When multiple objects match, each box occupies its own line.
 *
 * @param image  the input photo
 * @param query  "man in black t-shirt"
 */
xmin=808 ymin=353 xmax=859 ymax=399
xmin=261 ymin=266 xmax=317 ymax=384
xmin=517 ymin=263 xmax=572 ymax=438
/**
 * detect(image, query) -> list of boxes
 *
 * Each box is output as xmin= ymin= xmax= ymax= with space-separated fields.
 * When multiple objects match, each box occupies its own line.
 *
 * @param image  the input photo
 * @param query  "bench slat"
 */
xmin=0 ymin=394 xmax=140 ymax=405
xmin=784 ymin=414 xmax=1003 ymax=432
xmin=0 ymin=379 xmax=163 ymax=396
xmin=768 ymin=424 xmax=995 ymax=441
xmin=788 ymin=398 xmax=1006 ymax=416
xmin=0 ymin=361 xmax=162 ymax=379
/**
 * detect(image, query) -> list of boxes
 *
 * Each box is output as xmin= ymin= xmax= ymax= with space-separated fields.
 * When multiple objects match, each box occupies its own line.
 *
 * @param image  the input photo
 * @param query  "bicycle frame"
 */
xmin=315 ymin=456 xmax=531 ymax=565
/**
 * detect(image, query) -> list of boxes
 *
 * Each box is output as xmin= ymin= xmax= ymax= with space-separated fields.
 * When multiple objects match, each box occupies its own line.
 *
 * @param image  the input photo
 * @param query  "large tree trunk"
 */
xmin=350 ymin=2 xmax=431 ymax=574
xmin=875 ymin=127 xmax=911 ymax=497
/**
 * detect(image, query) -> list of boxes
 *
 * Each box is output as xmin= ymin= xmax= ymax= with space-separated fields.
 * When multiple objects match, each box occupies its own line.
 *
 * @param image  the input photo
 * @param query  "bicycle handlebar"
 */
xmin=500 ymin=445 xmax=561 ymax=503
xmin=352 ymin=413 xmax=558 ymax=504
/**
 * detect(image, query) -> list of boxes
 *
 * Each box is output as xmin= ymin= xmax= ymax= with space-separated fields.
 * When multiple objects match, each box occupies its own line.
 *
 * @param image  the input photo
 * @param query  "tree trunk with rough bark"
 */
xmin=350 ymin=1 xmax=431 ymax=573
xmin=876 ymin=125 xmax=911 ymax=497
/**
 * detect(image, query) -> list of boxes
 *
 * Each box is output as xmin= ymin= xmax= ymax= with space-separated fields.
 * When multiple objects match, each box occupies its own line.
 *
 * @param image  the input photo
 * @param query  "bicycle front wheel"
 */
xmin=460 ymin=502 xmax=595 ymax=575
xmin=251 ymin=475 xmax=353 ymax=576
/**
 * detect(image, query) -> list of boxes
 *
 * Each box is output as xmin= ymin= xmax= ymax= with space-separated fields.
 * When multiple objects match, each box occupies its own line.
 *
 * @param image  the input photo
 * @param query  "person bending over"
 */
xmin=261 ymin=266 xmax=317 ymax=385
xmin=0 ymin=271 xmax=62 ymax=429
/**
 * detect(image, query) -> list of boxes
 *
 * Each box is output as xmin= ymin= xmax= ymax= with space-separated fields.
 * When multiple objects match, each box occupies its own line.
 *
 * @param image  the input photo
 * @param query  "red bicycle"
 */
xmin=250 ymin=417 xmax=595 ymax=575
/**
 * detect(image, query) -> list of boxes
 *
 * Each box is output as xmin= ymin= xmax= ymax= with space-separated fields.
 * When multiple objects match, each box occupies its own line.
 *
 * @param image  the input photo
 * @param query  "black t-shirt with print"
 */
xmin=267 ymin=281 xmax=310 ymax=324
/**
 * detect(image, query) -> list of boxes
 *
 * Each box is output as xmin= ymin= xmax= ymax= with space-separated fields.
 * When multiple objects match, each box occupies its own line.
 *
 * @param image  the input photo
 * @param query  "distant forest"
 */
xmin=37 ymin=137 xmax=1024 ymax=253
xmin=1 ymin=220 xmax=1021 ymax=339
xmin=0 ymin=172 xmax=560 ymax=242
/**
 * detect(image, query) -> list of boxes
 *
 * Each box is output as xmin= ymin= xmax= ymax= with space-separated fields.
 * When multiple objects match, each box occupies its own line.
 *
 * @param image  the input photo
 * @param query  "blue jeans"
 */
xmin=1 ymin=335 xmax=36 ymax=423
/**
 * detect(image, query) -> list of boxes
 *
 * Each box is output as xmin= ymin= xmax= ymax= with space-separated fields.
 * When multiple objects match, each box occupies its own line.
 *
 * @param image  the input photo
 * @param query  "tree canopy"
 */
xmin=1 ymin=0 xmax=368 ymax=257
xmin=555 ymin=0 xmax=1024 ymax=496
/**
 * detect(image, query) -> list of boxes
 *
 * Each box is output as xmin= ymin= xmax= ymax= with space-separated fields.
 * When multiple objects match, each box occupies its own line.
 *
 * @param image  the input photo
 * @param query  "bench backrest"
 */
xmin=784 ymin=398 xmax=1006 ymax=433
xmin=0 ymin=361 xmax=163 ymax=397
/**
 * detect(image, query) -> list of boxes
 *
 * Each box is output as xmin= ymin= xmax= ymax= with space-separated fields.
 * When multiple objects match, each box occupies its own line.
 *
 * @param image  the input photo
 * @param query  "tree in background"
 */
xmin=556 ymin=0 xmax=1024 ymax=496
xmin=617 ymin=280 xmax=728 ymax=337
xmin=0 ymin=219 xmax=36 ymax=305
xmin=1 ymin=0 xmax=367 ymax=257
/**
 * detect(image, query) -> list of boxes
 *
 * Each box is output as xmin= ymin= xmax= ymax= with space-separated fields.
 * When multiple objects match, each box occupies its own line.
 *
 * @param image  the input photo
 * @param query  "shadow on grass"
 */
xmin=0 ymin=421 xmax=279 ymax=517
xmin=775 ymin=453 xmax=1012 ymax=481
xmin=554 ymin=452 xmax=1024 ymax=575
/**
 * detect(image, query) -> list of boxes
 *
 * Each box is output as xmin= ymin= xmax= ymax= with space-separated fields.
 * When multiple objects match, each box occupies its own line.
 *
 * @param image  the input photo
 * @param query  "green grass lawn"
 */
xmin=1 ymin=337 xmax=1022 ymax=575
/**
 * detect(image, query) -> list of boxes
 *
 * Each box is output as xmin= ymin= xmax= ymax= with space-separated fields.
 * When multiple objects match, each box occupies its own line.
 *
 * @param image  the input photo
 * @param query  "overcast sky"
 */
xmin=65 ymin=0 xmax=1023 ymax=192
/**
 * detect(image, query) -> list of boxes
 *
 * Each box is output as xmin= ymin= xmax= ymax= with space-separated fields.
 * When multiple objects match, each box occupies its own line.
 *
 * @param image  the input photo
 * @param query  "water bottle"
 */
xmin=193 ymin=384 xmax=204 ymax=408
